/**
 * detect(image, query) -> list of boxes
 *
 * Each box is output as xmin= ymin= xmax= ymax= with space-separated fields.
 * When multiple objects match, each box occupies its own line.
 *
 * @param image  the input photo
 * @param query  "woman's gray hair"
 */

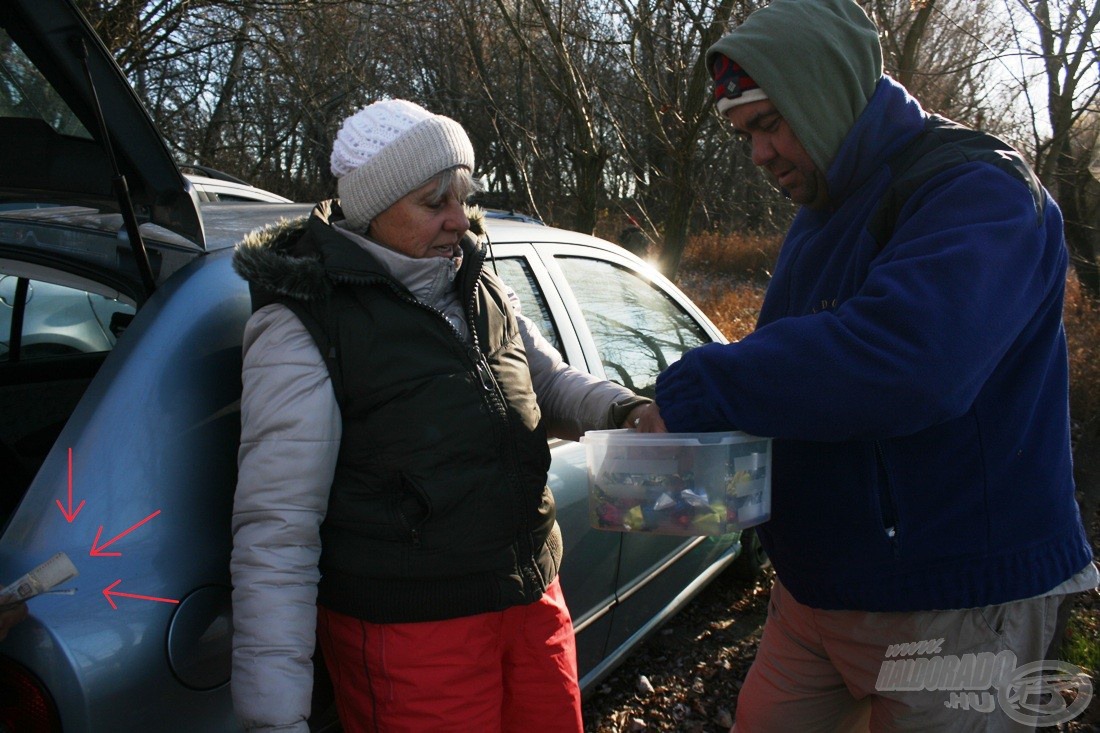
xmin=427 ymin=167 xmax=482 ymax=205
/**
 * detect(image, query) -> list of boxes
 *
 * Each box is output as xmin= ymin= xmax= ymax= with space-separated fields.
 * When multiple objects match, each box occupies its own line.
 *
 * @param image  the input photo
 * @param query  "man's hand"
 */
xmin=622 ymin=403 xmax=668 ymax=433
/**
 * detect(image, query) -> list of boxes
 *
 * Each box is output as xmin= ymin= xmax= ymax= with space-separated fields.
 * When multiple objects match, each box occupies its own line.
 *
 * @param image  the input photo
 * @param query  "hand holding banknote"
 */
xmin=0 ymin=552 xmax=78 ymax=640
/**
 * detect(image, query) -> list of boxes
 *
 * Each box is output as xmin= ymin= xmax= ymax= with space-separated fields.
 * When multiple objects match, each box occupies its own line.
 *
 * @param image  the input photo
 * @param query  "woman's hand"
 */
xmin=622 ymin=403 xmax=667 ymax=433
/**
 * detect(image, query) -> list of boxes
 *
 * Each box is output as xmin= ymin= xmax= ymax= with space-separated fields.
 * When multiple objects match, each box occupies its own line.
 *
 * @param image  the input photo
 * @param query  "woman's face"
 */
xmin=367 ymin=177 xmax=470 ymax=259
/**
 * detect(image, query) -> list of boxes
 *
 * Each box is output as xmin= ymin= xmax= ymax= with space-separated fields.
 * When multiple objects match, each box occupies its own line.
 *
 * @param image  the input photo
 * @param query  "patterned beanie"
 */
xmin=711 ymin=56 xmax=768 ymax=114
xmin=330 ymin=99 xmax=475 ymax=230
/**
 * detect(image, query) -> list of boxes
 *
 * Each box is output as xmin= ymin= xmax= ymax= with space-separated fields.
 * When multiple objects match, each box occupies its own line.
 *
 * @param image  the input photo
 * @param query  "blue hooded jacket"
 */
xmin=655 ymin=77 xmax=1092 ymax=611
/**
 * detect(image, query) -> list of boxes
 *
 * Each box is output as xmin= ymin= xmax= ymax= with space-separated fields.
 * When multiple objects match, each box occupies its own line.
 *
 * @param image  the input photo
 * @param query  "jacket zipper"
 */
xmin=458 ymin=270 xmax=542 ymax=596
xmin=874 ymin=440 xmax=899 ymax=548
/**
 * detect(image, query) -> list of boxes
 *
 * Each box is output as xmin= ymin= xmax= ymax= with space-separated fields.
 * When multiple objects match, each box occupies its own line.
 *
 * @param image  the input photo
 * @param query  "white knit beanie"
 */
xmin=330 ymin=99 xmax=475 ymax=230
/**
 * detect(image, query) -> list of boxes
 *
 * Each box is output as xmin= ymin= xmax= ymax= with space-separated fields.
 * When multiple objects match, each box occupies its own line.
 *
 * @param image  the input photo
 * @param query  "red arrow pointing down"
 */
xmin=55 ymin=447 xmax=86 ymax=523
xmin=89 ymin=510 xmax=162 ymax=557
xmin=102 ymin=580 xmax=179 ymax=610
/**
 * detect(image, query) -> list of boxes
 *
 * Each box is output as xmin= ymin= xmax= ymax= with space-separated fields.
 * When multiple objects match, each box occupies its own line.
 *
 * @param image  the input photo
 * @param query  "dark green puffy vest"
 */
xmin=272 ymin=219 xmax=558 ymax=624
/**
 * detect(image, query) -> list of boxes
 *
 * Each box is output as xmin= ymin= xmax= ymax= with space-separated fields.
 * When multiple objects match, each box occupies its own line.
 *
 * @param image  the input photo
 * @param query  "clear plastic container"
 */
xmin=582 ymin=429 xmax=771 ymax=536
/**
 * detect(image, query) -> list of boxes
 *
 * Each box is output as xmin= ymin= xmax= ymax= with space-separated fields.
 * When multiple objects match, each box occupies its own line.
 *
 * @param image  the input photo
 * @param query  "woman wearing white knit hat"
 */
xmin=230 ymin=99 xmax=655 ymax=733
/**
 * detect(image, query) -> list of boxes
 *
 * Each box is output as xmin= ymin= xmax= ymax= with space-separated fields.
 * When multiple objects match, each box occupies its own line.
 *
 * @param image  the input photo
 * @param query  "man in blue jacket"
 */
xmin=650 ymin=1 xmax=1097 ymax=730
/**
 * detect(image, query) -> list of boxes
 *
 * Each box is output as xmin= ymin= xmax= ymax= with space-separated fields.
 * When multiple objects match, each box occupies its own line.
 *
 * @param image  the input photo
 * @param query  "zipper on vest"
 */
xmin=339 ymin=258 xmax=543 ymax=596
xmin=464 ymin=342 xmax=535 ymax=589
xmin=874 ymin=441 xmax=900 ymax=549
xmin=461 ymin=268 xmax=543 ymax=596
xmin=471 ymin=348 xmax=495 ymax=392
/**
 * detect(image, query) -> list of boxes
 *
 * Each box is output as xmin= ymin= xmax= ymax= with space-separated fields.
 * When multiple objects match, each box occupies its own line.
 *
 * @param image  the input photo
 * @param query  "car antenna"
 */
xmin=70 ymin=36 xmax=157 ymax=298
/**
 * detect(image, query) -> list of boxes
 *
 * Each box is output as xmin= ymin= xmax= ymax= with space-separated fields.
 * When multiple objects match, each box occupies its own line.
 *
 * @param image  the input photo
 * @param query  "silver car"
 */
xmin=0 ymin=1 xmax=753 ymax=730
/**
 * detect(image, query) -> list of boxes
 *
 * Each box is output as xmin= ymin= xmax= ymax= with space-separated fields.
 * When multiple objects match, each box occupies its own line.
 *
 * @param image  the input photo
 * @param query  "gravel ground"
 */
xmin=582 ymin=565 xmax=771 ymax=733
xmin=582 ymin=565 xmax=1100 ymax=733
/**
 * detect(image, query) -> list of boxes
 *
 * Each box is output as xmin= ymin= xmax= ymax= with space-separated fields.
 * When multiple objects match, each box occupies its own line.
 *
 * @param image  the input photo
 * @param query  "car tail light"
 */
xmin=0 ymin=656 xmax=61 ymax=732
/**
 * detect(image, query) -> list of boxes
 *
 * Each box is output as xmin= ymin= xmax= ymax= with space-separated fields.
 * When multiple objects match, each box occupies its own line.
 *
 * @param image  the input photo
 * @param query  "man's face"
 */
xmin=725 ymin=99 xmax=829 ymax=210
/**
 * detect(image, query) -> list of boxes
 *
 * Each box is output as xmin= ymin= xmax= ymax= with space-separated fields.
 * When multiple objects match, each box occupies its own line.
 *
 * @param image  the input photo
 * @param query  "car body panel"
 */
xmin=192 ymin=202 xmax=312 ymax=251
xmin=1 ymin=249 xmax=246 ymax=731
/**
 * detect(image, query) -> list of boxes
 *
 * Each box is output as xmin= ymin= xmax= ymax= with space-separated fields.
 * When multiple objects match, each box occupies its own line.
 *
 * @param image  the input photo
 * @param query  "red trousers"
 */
xmin=316 ymin=577 xmax=583 ymax=733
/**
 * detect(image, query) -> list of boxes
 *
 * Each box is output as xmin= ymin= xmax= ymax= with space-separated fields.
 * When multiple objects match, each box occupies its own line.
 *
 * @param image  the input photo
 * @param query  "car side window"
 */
xmin=555 ymin=257 xmax=711 ymax=397
xmin=0 ymin=275 xmax=135 ymax=361
xmin=492 ymin=257 xmax=563 ymax=355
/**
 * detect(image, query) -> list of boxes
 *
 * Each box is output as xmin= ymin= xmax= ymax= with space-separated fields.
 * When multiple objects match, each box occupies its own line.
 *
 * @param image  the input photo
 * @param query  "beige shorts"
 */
xmin=733 ymin=577 xmax=1070 ymax=732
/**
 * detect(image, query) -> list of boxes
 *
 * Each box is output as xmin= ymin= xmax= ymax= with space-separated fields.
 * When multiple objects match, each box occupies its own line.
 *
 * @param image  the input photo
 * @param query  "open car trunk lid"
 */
xmin=0 ymin=0 xmax=204 ymax=301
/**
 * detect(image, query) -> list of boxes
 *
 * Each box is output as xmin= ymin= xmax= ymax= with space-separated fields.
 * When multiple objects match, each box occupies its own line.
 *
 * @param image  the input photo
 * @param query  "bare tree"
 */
xmin=77 ymin=0 xmax=238 ymax=148
xmin=74 ymin=0 xmax=1097 ymax=290
xmin=1004 ymin=0 xmax=1100 ymax=298
xmin=232 ymin=2 xmax=396 ymax=200
xmin=862 ymin=0 xmax=1018 ymax=133
xmin=197 ymin=9 xmax=254 ymax=164
xmin=1061 ymin=113 xmax=1100 ymax=299
xmin=604 ymin=0 xmax=743 ymax=276
xmin=487 ymin=0 xmax=614 ymax=234
xmin=77 ymin=0 xmax=212 ymax=81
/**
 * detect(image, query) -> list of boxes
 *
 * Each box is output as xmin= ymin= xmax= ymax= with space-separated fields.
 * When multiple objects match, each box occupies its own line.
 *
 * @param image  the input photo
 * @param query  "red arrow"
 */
xmin=89 ymin=510 xmax=161 ymax=557
xmin=102 ymin=580 xmax=179 ymax=610
xmin=55 ymin=447 xmax=86 ymax=523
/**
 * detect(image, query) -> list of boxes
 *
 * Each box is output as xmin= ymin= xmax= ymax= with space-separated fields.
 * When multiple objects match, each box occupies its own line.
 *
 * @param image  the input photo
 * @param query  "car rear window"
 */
xmin=0 ymin=28 xmax=91 ymax=139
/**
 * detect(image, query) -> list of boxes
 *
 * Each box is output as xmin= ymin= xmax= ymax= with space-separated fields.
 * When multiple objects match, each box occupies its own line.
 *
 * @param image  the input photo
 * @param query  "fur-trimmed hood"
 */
xmin=232 ymin=199 xmax=486 ymax=303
